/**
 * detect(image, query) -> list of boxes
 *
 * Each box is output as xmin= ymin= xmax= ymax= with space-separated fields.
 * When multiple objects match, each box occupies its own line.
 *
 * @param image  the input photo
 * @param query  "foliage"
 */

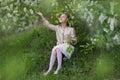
xmin=0 ymin=0 xmax=120 ymax=80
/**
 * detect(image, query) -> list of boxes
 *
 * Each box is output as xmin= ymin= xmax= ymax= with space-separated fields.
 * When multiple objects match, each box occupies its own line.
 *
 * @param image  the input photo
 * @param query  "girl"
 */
xmin=36 ymin=12 xmax=77 ymax=75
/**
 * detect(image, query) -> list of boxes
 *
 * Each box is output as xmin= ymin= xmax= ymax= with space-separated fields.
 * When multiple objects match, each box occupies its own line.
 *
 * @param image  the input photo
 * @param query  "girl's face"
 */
xmin=59 ymin=14 xmax=68 ymax=23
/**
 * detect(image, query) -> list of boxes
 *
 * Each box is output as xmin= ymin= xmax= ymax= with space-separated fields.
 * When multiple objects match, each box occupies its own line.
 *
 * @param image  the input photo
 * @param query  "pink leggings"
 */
xmin=46 ymin=48 xmax=62 ymax=73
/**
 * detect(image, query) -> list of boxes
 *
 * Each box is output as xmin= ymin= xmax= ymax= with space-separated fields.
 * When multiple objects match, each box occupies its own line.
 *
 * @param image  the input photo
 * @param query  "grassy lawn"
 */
xmin=0 ymin=28 xmax=119 ymax=80
xmin=0 ymin=28 xmax=84 ymax=80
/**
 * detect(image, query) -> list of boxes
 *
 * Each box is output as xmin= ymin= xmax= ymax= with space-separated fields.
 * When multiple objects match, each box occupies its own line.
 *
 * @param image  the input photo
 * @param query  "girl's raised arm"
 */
xmin=36 ymin=12 xmax=57 ymax=31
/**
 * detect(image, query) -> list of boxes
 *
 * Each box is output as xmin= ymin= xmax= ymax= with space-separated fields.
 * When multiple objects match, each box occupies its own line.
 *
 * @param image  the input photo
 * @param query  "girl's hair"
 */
xmin=59 ymin=12 xmax=70 ymax=26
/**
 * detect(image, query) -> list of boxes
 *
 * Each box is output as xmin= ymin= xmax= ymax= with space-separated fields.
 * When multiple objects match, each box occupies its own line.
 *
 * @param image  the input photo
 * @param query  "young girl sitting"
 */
xmin=36 ymin=12 xmax=77 ymax=75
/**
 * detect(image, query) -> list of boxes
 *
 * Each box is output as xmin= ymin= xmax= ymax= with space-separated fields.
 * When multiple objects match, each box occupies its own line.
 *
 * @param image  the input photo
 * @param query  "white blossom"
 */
xmin=103 ymin=28 xmax=109 ymax=33
xmin=10 ymin=4 xmax=13 ymax=10
xmin=29 ymin=9 xmax=34 ymax=14
xmin=13 ymin=17 xmax=17 ymax=22
xmin=99 ymin=13 xmax=107 ymax=24
xmin=108 ymin=17 xmax=116 ymax=31
xmin=7 ymin=13 xmax=12 ymax=17
xmin=113 ymin=34 xmax=120 ymax=44
xmin=3 ymin=6 xmax=9 ymax=10
xmin=90 ymin=1 xmax=94 ymax=6
xmin=86 ymin=10 xmax=94 ymax=23
xmin=95 ymin=1 xmax=98 ymax=5
xmin=13 ymin=10 xmax=18 ymax=13
xmin=24 ymin=0 xmax=29 ymax=4
xmin=23 ymin=7 xmax=27 ymax=12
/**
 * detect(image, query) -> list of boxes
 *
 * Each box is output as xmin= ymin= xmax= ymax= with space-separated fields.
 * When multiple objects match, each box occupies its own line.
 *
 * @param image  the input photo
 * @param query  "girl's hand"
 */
xmin=71 ymin=39 xmax=77 ymax=45
xmin=67 ymin=39 xmax=77 ymax=45
xmin=36 ymin=12 xmax=43 ymax=17
xmin=36 ymin=11 xmax=46 ymax=21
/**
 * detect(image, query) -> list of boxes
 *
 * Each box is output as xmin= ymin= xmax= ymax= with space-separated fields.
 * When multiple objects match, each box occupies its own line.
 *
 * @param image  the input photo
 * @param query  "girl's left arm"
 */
xmin=70 ymin=28 xmax=77 ymax=45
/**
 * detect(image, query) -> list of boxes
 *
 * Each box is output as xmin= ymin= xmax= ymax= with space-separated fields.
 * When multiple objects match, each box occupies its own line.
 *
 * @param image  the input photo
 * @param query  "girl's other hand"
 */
xmin=71 ymin=39 xmax=77 ymax=45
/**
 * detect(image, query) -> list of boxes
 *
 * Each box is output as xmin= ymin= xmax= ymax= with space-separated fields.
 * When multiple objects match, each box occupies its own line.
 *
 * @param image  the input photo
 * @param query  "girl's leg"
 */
xmin=54 ymin=48 xmax=62 ymax=74
xmin=44 ymin=49 xmax=57 ymax=75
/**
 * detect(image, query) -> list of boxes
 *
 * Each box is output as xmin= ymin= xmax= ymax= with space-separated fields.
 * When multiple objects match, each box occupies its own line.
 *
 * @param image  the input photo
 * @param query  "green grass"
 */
xmin=0 ymin=27 xmax=119 ymax=80
xmin=0 ymin=30 xmax=32 ymax=80
xmin=0 ymin=28 xmax=89 ymax=80
xmin=0 ymin=28 xmax=80 ymax=80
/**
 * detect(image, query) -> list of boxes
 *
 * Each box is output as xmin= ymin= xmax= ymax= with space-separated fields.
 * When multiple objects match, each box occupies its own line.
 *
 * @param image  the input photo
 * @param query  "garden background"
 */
xmin=0 ymin=0 xmax=120 ymax=80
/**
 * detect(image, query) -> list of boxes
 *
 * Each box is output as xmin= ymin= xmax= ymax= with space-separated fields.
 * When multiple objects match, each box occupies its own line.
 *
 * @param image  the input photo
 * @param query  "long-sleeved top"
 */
xmin=43 ymin=20 xmax=77 ymax=45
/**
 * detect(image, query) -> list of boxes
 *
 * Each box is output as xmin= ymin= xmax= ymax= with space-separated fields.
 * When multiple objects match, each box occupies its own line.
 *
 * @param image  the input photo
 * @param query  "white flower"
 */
xmin=108 ymin=17 xmax=116 ymax=31
xmin=10 ymin=4 xmax=13 ymax=10
xmin=3 ymin=6 xmax=9 ymax=10
xmin=85 ymin=7 xmax=88 ymax=12
xmin=23 ymin=7 xmax=27 ymax=12
xmin=89 ymin=11 xmax=94 ymax=21
xmin=13 ymin=17 xmax=17 ymax=22
xmin=113 ymin=34 xmax=120 ymax=44
xmin=25 ymin=0 xmax=29 ymax=4
xmin=103 ymin=28 xmax=109 ymax=33
xmin=15 ymin=14 xmax=20 ymax=16
xmin=90 ymin=1 xmax=94 ymax=6
xmin=7 ymin=13 xmax=12 ymax=17
xmin=29 ymin=9 xmax=34 ymax=14
xmin=86 ymin=11 xmax=94 ymax=23
xmin=99 ymin=13 xmax=107 ymax=24
xmin=13 ymin=10 xmax=18 ymax=13
xmin=95 ymin=1 xmax=98 ymax=5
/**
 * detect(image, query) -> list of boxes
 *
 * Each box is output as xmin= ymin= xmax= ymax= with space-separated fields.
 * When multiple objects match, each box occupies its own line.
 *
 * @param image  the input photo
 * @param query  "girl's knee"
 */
xmin=52 ymin=49 xmax=57 ymax=55
xmin=55 ymin=48 xmax=61 ymax=53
